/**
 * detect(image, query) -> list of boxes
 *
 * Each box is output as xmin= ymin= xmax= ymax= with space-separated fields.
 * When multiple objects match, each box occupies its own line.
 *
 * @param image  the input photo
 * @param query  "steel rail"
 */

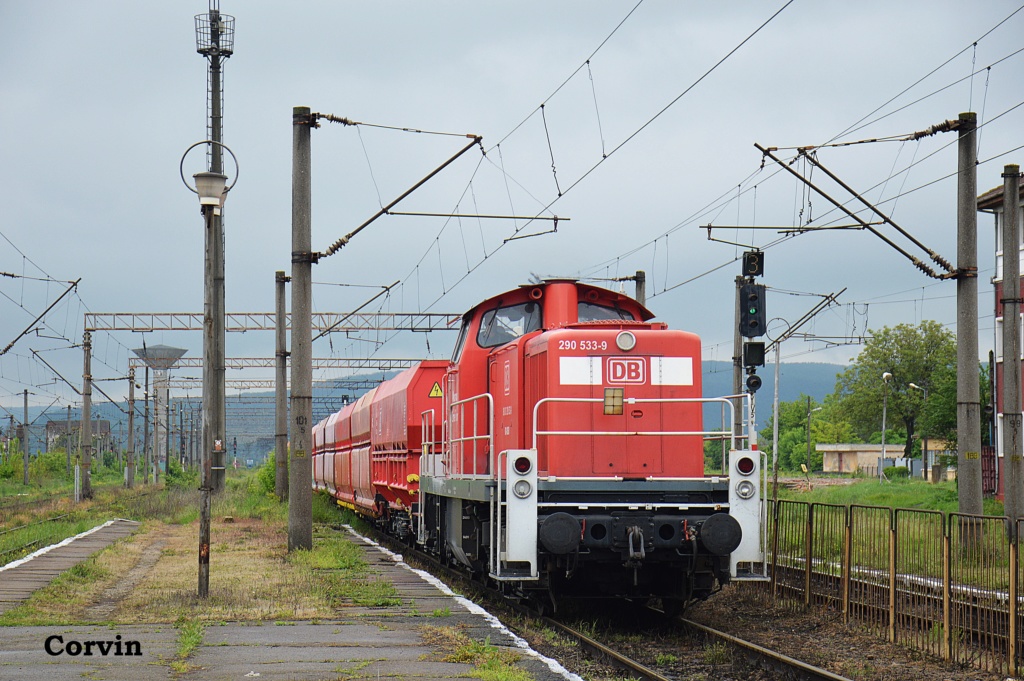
xmin=679 ymin=616 xmax=854 ymax=681
xmin=537 ymin=615 xmax=674 ymax=681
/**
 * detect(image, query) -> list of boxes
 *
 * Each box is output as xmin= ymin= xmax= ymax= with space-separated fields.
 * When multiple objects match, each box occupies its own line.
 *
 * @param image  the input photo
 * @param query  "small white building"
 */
xmin=818 ymin=443 xmax=900 ymax=475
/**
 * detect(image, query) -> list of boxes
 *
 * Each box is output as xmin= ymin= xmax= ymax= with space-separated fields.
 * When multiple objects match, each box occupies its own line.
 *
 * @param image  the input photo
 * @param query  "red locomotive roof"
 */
xmin=468 ymin=279 xmax=654 ymax=328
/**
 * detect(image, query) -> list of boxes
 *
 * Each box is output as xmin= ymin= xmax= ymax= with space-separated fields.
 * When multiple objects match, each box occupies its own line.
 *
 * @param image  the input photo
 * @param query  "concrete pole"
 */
xmin=81 ymin=331 xmax=93 ymax=499
xmin=65 ymin=404 xmax=72 ymax=474
xmin=22 ymin=389 xmax=29 ymax=485
xmin=166 ymin=399 xmax=172 ymax=472
xmin=199 ymin=203 xmax=217 ymax=596
xmin=289 ymin=105 xmax=314 ymax=552
xmin=154 ymin=380 xmax=161 ymax=485
xmin=202 ymin=191 xmax=225 ymax=493
xmin=275 ymin=269 xmax=290 ymax=500
xmin=143 ymin=367 xmax=150 ymax=484
xmin=178 ymin=403 xmax=184 ymax=470
xmin=771 ymin=343 xmax=781 ymax=502
xmin=210 ymin=14 xmax=227 ymax=495
xmin=806 ymin=396 xmax=813 ymax=470
xmin=880 ymin=380 xmax=889 ymax=483
xmin=733 ymin=276 xmax=744 ymax=446
xmin=957 ymin=112 xmax=983 ymax=516
xmin=634 ymin=270 xmax=646 ymax=307
xmin=127 ymin=368 xmax=135 ymax=488
xmin=1002 ymin=164 xmax=1023 ymax=538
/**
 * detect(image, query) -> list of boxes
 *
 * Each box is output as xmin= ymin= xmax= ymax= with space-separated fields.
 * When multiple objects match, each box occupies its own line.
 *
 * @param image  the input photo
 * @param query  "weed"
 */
xmin=702 ymin=641 xmax=731 ymax=665
xmin=174 ymin=616 xmax=205 ymax=662
xmin=420 ymin=625 xmax=529 ymax=681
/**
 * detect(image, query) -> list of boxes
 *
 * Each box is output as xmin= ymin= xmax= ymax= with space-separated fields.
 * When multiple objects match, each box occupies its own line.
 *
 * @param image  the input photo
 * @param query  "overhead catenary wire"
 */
xmin=827 ymin=2 xmax=1024 ymax=144
xmin=351 ymin=0 xmax=795 ymax=347
xmin=584 ymin=8 xmax=1024 ymax=303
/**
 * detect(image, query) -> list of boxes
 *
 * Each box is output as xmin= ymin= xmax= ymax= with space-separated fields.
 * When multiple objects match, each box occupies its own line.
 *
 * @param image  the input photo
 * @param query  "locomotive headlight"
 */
xmin=615 ymin=331 xmax=636 ymax=351
xmin=735 ymin=480 xmax=756 ymax=499
xmin=513 ymin=479 xmax=533 ymax=499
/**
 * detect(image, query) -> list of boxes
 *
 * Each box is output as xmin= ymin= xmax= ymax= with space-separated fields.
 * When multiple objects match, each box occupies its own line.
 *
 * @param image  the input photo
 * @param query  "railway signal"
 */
xmin=739 ymin=282 xmax=766 ymax=338
xmin=743 ymin=341 xmax=765 ymax=368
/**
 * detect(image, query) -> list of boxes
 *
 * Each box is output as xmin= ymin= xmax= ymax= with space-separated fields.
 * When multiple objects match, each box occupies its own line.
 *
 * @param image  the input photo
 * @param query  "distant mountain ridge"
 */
xmin=702 ymin=360 xmax=846 ymax=430
xmin=13 ymin=361 xmax=846 ymax=459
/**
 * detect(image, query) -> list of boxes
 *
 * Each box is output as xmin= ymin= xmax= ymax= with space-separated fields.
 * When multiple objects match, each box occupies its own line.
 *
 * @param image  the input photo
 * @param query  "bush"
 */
xmin=313 ymin=491 xmax=339 ymax=523
xmin=165 ymin=457 xmax=199 ymax=490
xmin=257 ymin=451 xmax=282 ymax=496
xmin=0 ymin=455 xmax=18 ymax=480
xmin=884 ymin=465 xmax=910 ymax=480
xmin=31 ymin=450 xmax=69 ymax=477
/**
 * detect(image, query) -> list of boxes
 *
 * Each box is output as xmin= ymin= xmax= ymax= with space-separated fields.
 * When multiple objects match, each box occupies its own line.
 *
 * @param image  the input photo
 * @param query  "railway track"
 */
xmin=0 ymin=487 xmax=158 ymax=564
xmin=352 ymin=522 xmax=853 ymax=681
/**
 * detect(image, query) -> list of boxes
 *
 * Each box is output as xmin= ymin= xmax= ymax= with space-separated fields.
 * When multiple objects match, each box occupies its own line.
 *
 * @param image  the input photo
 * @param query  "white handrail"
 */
xmin=531 ymin=395 xmax=743 ymax=451
xmin=446 ymin=392 xmax=494 ymax=478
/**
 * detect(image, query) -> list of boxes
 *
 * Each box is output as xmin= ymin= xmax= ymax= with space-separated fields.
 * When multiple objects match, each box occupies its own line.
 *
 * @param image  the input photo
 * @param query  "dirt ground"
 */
xmin=683 ymin=589 xmax=1012 ymax=681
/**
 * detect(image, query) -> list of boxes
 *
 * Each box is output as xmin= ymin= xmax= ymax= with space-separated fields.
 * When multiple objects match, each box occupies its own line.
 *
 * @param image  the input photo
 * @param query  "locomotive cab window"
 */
xmin=451 ymin=313 xmax=472 ymax=363
xmin=477 ymin=301 xmax=542 ymax=348
xmin=578 ymin=301 xmax=636 ymax=322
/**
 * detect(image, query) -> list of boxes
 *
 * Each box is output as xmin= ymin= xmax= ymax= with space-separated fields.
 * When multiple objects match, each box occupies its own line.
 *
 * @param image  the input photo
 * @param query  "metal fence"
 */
xmin=756 ymin=501 xmax=1022 ymax=676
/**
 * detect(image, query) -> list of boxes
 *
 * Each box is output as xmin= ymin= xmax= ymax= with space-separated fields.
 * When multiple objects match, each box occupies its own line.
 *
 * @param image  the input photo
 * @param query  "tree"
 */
xmin=833 ymin=321 xmax=956 ymax=458
xmin=759 ymin=393 xmax=858 ymax=472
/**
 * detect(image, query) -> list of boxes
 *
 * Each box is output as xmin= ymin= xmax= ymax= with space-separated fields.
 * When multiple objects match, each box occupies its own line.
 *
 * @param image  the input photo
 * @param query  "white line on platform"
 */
xmin=0 ymin=518 xmax=127 ymax=572
xmin=343 ymin=524 xmax=585 ymax=681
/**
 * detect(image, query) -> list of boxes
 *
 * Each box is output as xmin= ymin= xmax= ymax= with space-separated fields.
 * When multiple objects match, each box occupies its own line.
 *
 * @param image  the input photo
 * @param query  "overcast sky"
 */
xmin=2 ymin=0 xmax=1023 ymax=411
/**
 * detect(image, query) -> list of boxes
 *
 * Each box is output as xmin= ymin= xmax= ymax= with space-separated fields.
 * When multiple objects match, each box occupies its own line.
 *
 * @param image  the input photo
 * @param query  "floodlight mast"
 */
xmin=194 ymin=0 xmax=235 ymax=599
xmin=196 ymin=1 xmax=234 ymax=495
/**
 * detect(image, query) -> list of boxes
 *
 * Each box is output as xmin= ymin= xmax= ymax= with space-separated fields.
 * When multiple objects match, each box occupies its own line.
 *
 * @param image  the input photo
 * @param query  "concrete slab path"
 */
xmin=0 ymin=520 xmax=581 ymax=681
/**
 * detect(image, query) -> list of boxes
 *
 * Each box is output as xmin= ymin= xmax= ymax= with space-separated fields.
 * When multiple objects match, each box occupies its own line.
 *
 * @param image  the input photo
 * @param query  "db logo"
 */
xmin=607 ymin=357 xmax=646 ymax=383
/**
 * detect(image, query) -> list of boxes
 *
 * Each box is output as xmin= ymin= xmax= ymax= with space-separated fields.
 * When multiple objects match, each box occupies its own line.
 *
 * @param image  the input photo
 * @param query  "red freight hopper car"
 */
xmin=311 ymin=419 xmax=327 ymax=492
xmin=349 ymin=388 xmax=377 ymax=515
xmin=322 ymin=411 xmax=340 ymax=496
xmin=332 ymin=402 xmax=356 ymax=507
xmin=370 ymin=361 xmax=447 ymax=516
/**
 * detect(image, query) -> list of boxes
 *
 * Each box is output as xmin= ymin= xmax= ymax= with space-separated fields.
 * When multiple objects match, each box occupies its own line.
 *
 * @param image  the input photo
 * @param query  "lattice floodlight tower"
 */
xmin=195 ymin=2 xmax=234 ymax=168
xmin=133 ymin=345 xmax=187 ymax=474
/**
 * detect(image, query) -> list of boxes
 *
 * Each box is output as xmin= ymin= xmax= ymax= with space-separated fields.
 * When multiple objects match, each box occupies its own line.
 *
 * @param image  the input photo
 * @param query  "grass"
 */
xmin=0 ymin=483 xmax=160 ymax=564
xmin=778 ymin=477 xmax=1005 ymax=516
xmin=171 ymin=616 xmax=206 ymax=673
xmin=0 ymin=553 xmax=111 ymax=626
xmin=0 ymin=472 xmax=405 ymax=625
xmin=421 ymin=624 xmax=531 ymax=681
xmin=701 ymin=640 xmax=731 ymax=665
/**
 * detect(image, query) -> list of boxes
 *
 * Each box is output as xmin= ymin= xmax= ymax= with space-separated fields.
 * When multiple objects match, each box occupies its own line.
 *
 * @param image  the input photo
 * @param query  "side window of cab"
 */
xmin=451 ymin=313 xmax=472 ymax=363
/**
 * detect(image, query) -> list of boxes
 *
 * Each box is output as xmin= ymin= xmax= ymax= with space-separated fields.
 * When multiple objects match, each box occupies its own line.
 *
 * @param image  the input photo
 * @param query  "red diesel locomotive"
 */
xmin=313 ymin=279 xmax=765 ymax=611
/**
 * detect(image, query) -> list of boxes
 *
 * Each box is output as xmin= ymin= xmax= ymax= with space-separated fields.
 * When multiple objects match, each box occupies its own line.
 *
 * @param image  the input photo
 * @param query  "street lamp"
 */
xmin=909 ymin=382 xmax=929 ymax=478
xmin=880 ymin=372 xmax=893 ymax=483
xmin=194 ymin=168 xmax=227 ymax=600
xmin=182 ymin=138 xmax=237 ymax=598
xmin=196 ymin=170 xmax=226 ymax=601
xmin=194 ymin=171 xmax=227 ymax=210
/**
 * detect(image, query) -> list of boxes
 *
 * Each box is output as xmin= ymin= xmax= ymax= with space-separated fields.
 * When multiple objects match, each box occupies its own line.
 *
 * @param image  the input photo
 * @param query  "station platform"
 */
xmin=0 ymin=520 xmax=579 ymax=681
